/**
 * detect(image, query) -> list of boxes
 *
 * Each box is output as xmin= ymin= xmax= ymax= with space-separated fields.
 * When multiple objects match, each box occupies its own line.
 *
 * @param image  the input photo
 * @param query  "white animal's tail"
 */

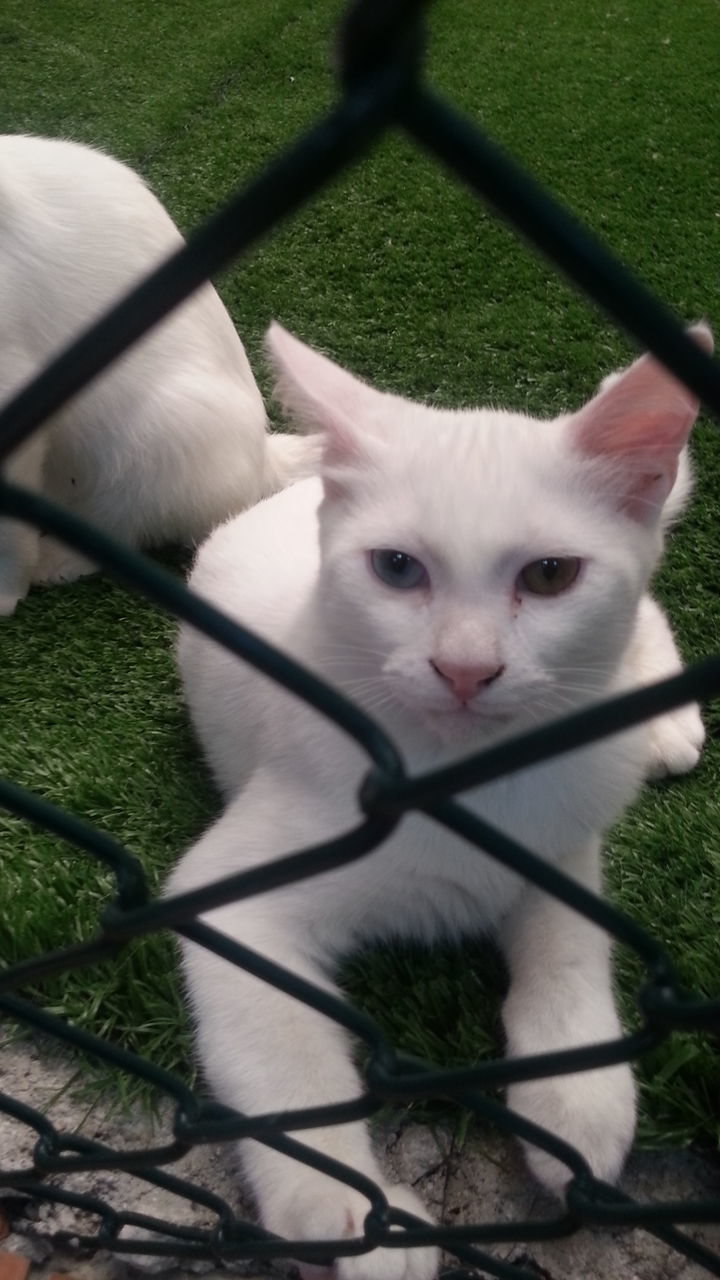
xmin=262 ymin=430 xmax=323 ymax=496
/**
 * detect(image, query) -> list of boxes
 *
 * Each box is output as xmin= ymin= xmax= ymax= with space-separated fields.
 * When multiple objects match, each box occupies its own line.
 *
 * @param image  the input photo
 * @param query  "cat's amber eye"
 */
xmin=370 ymin=549 xmax=428 ymax=590
xmin=519 ymin=556 xmax=581 ymax=596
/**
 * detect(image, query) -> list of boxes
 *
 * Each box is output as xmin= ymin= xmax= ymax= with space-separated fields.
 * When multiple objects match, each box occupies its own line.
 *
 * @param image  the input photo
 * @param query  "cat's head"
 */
xmin=266 ymin=322 xmax=712 ymax=743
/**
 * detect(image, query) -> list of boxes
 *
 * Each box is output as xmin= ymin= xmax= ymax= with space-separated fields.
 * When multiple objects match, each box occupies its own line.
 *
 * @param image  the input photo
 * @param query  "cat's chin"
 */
xmin=417 ymin=703 xmax=516 ymax=746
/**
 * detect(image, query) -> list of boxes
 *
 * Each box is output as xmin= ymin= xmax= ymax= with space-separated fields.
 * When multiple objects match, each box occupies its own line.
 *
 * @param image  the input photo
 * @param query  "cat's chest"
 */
xmin=387 ymin=749 xmax=612 ymax=879
xmin=312 ymin=730 xmax=645 ymax=948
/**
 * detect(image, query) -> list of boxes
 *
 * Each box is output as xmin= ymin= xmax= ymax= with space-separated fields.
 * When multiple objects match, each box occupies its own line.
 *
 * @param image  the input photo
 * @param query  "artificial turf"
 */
xmin=0 ymin=0 xmax=718 ymax=1148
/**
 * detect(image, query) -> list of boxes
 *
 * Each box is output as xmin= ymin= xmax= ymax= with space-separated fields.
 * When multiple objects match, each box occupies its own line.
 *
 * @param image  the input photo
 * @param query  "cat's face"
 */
xmin=267 ymin=322 xmax=711 ymax=743
xmin=314 ymin=408 xmax=657 ymax=741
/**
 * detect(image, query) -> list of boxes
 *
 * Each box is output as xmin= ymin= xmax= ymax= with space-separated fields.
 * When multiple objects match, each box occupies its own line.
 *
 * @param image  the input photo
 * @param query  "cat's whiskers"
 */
xmin=338 ymin=680 xmax=385 ymax=698
xmin=345 ymin=688 xmax=401 ymax=719
xmin=316 ymin=658 xmax=379 ymax=674
xmin=554 ymin=680 xmax=611 ymax=697
xmin=314 ymin=641 xmax=389 ymax=661
xmin=338 ymin=672 xmax=393 ymax=696
xmin=554 ymin=663 xmax=613 ymax=676
xmin=518 ymin=680 xmax=610 ymax=725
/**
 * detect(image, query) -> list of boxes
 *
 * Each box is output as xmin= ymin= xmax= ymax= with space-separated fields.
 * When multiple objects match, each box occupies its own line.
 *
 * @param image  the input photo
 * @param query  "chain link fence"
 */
xmin=0 ymin=1 xmax=718 ymax=1276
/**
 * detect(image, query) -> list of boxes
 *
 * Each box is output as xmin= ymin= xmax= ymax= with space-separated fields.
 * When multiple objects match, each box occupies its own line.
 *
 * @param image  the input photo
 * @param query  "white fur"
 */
xmin=0 ymin=134 xmax=320 ymax=615
xmin=168 ymin=324 xmax=711 ymax=1279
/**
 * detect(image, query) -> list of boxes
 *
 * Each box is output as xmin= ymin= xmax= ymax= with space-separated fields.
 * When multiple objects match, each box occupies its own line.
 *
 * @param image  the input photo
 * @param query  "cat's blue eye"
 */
xmin=370 ymin=549 xmax=428 ymax=590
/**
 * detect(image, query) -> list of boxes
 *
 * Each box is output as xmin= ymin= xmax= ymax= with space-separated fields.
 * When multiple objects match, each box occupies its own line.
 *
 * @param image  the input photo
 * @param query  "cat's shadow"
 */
xmin=342 ymin=937 xmax=508 ymax=1105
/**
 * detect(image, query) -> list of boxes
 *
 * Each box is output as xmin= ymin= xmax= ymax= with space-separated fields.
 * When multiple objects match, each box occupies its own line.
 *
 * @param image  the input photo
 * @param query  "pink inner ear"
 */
xmin=265 ymin=321 xmax=382 ymax=468
xmin=572 ymin=340 xmax=707 ymax=521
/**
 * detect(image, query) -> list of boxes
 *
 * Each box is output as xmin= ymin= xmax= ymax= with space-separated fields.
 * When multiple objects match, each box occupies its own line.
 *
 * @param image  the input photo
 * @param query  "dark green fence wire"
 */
xmin=0 ymin=1 xmax=718 ymax=1276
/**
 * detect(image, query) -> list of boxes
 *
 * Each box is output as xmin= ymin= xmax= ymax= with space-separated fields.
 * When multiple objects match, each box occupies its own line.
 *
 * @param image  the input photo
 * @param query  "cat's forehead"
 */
xmin=346 ymin=402 xmax=615 ymax=563
xmin=381 ymin=402 xmax=571 ymax=498
xmin=383 ymin=400 xmax=564 ymax=458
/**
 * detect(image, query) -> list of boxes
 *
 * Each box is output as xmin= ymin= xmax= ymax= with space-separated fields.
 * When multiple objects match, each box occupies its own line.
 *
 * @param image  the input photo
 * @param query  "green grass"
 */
xmin=0 ymin=0 xmax=718 ymax=1149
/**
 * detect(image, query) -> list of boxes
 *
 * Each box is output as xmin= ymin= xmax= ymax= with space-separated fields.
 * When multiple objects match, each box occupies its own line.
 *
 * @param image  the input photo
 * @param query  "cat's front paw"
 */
xmin=32 ymin=538 xmax=97 ymax=587
xmin=0 ymin=591 xmax=22 ymax=617
xmin=646 ymin=702 xmax=705 ymax=780
xmin=508 ymin=1060 xmax=636 ymax=1196
xmin=264 ymin=1177 xmax=438 ymax=1280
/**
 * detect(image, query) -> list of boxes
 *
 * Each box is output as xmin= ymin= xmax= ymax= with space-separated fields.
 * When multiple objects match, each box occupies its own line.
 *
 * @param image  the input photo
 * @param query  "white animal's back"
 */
xmin=0 ymin=135 xmax=319 ymax=613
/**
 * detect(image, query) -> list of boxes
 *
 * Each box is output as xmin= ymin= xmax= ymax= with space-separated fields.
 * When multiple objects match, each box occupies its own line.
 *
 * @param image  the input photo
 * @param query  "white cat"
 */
xmin=0 ymin=134 xmax=319 ymax=616
xmin=167 ymin=323 xmax=711 ymax=1280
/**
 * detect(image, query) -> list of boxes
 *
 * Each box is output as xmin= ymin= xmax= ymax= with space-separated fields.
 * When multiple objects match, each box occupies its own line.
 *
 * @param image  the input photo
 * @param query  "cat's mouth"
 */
xmin=424 ymin=703 xmax=514 ymax=730
xmin=447 ymin=707 xmax=511 ymax=723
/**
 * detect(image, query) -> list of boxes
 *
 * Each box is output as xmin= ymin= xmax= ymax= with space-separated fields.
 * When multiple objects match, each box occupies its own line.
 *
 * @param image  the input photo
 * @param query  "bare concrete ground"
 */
xmin=1 ymin=1038 xmax=718 ymax=1280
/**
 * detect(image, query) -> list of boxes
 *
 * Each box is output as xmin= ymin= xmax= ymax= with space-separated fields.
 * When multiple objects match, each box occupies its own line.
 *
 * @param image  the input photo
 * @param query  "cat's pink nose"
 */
xmin=430 ymin=658 xmax=505 ymax=703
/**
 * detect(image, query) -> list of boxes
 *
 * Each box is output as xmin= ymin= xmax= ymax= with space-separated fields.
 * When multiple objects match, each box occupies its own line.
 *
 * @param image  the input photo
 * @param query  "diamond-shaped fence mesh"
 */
xmin=0 ymin=2 xmax=718 ymax=1277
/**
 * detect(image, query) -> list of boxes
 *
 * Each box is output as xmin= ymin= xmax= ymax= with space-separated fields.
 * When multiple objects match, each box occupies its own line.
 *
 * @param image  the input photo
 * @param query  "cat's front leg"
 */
xmin=0 ymin=434 xmax=47 ymax=616
xmin=498 ymin=839 xmax=636 ymax=1195
xmin=169 ymin=801 xmax=438 ymax=1280
xmin=627 ymin=594 xmax=704 ymax=779
xmin=31 ymin=535 xmax=98 ymax=587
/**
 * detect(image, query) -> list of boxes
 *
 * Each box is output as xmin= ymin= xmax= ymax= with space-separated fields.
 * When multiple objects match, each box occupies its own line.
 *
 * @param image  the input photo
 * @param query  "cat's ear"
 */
xmin=571 ymin=323 xmax=714 ymax=523
xmin=265 ymin=323 xmax=383 ymax=477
